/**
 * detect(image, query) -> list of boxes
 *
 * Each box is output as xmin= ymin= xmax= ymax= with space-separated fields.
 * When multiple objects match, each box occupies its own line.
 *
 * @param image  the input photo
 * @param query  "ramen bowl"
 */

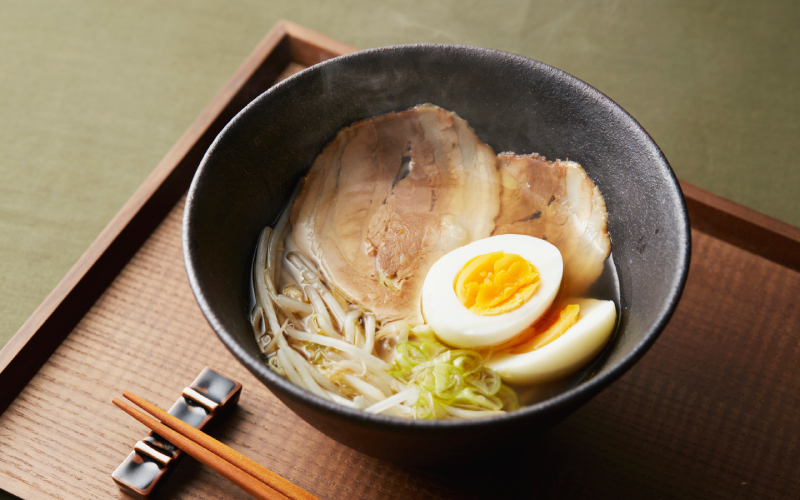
xmin=183 ymin=44 xmax=690 ymax=465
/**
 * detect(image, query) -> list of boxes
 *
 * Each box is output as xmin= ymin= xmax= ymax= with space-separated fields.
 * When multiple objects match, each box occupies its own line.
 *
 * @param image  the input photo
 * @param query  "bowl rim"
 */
xmin=183 ymin=42 xmax=692 ymax=431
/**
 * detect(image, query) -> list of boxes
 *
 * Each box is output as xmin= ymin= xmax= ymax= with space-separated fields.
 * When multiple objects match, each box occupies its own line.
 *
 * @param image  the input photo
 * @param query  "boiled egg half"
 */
xmin=421 ymin=234 xmax=563 ymax=348
xmin=421 ymin=234 xmax=617 ymax=385
xmin=485 ymin=298 xmax=616 ymax=384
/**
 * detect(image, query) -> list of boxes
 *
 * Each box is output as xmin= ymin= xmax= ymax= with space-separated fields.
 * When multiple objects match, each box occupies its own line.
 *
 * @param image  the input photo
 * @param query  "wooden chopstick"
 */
xmin=121 ymin=391 xmax=318 ymax=500
xmin=113 ymin=398 xmax=290 ymax=500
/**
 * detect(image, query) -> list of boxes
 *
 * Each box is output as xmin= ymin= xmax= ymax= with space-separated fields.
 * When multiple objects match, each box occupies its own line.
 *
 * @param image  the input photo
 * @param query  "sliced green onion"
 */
xmin=450 ymin=350 xmax=483 ymax=376
xmin=433 ymin=364 xmax=465 ymax=400
xmin=410 ymin=325 xmax=437 ymax=342
xmin=465 ymin=367 xmax=502 ymax=396
xmin=494 ymin=384 xmax=520 ymax=411
xmin=412 ymin=391 xmax=434 ymax=419
xmin=415 ymin=368 xmax=436 ymax=392
xmin=454 ymin=387 xmax=503 ymax=411
xmin=419 ymin=341 xmax=449 ymax=360
xmin=396 ymin=342 xmax=428 ymax=366
xmin=413 ymin=391 xmax=447 ymax=420
xmin=408 ymin=350 xmax=450 ymax=375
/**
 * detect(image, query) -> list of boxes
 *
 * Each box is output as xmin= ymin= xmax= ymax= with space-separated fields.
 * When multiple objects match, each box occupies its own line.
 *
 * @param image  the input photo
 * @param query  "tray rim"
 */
xmin=0 ymin=20 xmax=357 ymax=415
xmin=0 ymin=20 xmax=798 ymax=418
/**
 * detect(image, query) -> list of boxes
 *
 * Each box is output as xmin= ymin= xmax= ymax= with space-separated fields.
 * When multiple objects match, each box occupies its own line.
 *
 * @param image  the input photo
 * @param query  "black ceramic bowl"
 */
xmin=183 ymin=44 xmax=690 ymax=466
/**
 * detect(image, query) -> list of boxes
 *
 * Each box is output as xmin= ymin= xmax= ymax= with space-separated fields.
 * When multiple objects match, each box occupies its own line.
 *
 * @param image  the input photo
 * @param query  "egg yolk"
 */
xmin=454 ymin=251 xmax=540 ymax=316
xmin=509 ymin=304 xmax=580 ymax=353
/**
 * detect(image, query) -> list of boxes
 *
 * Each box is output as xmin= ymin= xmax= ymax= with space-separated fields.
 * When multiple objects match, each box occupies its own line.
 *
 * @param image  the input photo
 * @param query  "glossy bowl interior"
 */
xmin=183 ymin=44 xmax=691 ymax=466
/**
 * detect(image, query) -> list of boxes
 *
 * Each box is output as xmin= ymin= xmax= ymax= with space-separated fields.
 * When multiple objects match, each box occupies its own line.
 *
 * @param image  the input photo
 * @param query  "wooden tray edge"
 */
xmin=681 ymin=180 xmax=800 ymax=272
xmin=0 ymin=22 xmax=795 ymax=417
xmin=0 ymin=21 xmax=355 ymax=415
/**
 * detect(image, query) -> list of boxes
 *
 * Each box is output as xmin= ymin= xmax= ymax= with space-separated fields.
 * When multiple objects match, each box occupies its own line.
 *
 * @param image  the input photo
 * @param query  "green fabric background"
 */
xmin=0 ymin=1 xmax=798 ymax=498
xmin=1 ymin=1 xmax=798 ymax=355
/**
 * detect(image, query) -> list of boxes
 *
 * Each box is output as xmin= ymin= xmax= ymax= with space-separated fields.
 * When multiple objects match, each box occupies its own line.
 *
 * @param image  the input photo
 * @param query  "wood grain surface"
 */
xmin=681 ymin=180 xmax=800 ymax=273
xmin=0 ymin=21 xmax=356 ymax=419
xmin=0 ymin=196 xmax=798 ymax=499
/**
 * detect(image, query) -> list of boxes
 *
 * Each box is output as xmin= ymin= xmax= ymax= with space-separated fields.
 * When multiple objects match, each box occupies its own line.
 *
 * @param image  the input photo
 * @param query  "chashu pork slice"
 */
xmin=492 ymin=152 xmax=610 ymax=295
xmin=291 ymin=104 xmax=500 ymax=325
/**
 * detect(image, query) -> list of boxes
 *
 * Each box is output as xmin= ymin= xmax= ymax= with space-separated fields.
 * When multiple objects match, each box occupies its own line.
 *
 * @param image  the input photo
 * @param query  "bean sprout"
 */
xmin=254 ymin=224 xmax=518 ymax=420
xmin=276 ymin=294 xmax=313 ymax=316
xmin=363 ymin=313 xmax=376 ymax=353
xmin=365 ymin=387 xmax=419 ymax=415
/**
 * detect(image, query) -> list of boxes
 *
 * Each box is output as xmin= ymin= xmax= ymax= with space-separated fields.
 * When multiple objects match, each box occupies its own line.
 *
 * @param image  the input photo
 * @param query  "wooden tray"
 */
xmin=1 ymin=20 xmax=799 ymax=500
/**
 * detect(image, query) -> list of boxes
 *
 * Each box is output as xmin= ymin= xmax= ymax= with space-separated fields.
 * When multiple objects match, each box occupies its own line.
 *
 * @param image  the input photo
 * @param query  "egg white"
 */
xmin=485 ymin=298 xmax=616 ymax=385
xmin=421 ymin=234 xmax=563 ymax=348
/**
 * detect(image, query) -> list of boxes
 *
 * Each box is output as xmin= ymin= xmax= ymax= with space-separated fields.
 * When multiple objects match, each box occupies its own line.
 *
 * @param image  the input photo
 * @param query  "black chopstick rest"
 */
xmin=112 ymin=367 xmax=242 ymax=499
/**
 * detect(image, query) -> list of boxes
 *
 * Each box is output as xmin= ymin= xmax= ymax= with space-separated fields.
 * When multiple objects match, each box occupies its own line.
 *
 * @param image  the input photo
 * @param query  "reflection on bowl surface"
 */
xmin=183 ymin=44 xmax=690 ymax=465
